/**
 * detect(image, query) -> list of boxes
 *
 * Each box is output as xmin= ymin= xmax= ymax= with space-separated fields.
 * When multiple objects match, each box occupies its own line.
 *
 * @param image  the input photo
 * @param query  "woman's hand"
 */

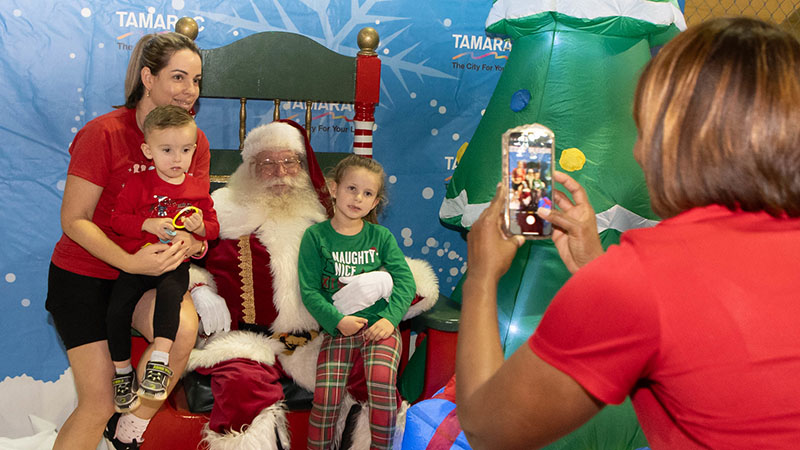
xmin=364 ymin=318 xmax=394 ymax=341
xmin=173 ymin=229 xmax=202 ymax=258
xmin=125 ymin=240 xmax=186 ymax=276
xmin=467 ymin=183 xmax=525 ymax=284
xmin=337 ymin=315 xmax=368 ymax=336
xmin=538 ymin=171 xmax=604 ymax=273
xmin=61 ymin=175 xmax=186 ymax=274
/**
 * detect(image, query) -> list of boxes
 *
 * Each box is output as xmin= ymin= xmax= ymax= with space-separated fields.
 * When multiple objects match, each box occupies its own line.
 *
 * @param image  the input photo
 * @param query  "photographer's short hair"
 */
xmin=633 ymin=17 xmax=800 ymax=218
xmin=142 ymin=105 xmax=196 ymax=138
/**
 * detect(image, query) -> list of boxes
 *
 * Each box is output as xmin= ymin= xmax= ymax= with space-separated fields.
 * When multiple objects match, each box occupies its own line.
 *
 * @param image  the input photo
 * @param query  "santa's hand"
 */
xmin=332 ymin=271 xmax=393 ymax=315
xmin=191 ymin=285 xmax=231 ymax=335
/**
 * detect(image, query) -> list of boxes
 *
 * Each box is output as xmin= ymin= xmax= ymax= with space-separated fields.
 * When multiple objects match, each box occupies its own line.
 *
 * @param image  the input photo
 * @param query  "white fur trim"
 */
xmin=334 ymin=394 xmax=355 ymax=449
xmin=352 ymin=409 xmax=371 ymax=450
xmin=211 ymin=185 xmax=326 ymax=333
xmin=393 ymin=400 xmax=410 ymax=449
xmin=403 ymin=257 xmax=439 ymax=321
xmin=189 ymin=264 xmax=217 ymax=291
xmin=211 ymin=187 xmax=270 ymax=240
xmin=487 ymin=0 xmax=686 ymax=31
xmin=186 ymin=330 xmax=283 ymax=372
xmin=333 ymin=398 xmax=410 ymax=450
xmin=241 ymin=122 xmax=306 ymax=163
xmin=258 ymin=210 xmax=323 ymax=334
xmin=333 ymin=395 xmax=371 ymax=450
xmin=200 ymin=402 xmax=289 ymax=450
xmin=276 ymin=333 xmax=322 ymax=392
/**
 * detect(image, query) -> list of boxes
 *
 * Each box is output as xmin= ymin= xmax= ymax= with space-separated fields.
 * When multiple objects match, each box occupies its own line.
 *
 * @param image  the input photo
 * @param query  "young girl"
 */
xmin=299 ymin=154 xmax=416 ymax=450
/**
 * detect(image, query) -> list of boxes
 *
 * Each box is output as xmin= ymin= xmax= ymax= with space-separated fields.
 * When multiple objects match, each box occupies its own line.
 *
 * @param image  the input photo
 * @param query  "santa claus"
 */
xmin=186 ymin=119 xmax=438 ymax=449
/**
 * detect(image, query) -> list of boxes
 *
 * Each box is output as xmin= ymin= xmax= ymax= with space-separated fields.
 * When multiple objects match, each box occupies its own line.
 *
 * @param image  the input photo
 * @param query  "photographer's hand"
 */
xmin=538 ymin=171 xmax=604 ymax=273
xmin=467 ymin=183 xmax=525 ymax=285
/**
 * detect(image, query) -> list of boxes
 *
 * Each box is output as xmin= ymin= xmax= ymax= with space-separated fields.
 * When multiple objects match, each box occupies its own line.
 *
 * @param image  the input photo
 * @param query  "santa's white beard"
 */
xmin=226 ymin=164 xmax=323 ymax=219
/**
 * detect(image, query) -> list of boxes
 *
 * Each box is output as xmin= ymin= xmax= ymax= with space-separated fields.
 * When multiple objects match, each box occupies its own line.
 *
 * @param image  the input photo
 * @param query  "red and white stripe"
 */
xmin=353 ymin=120 xmax=374 ymax=157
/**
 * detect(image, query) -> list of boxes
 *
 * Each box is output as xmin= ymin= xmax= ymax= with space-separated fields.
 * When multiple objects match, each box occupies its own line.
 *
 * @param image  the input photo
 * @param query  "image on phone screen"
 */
xmin=506 ymin=130 xmax=553 ymax=237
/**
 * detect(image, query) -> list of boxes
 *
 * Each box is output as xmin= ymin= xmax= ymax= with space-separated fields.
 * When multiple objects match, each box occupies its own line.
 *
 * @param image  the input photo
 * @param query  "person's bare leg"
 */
xmin=112 ymin=359 xmax=133 ymax=370
xmin=53 ymin=341 xmax=115 ymax=450
xmin=131 ymin=290 xmax=198 ymax=418
xmin=151 ymin=337 xmax=174 ymax=354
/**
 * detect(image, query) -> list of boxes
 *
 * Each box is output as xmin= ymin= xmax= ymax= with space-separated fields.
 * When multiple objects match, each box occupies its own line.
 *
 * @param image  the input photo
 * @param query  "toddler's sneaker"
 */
xmin=137 ymin=360 xmax=173 ymax=400
xmin=111 ymin=372 xmax=140 ymax=413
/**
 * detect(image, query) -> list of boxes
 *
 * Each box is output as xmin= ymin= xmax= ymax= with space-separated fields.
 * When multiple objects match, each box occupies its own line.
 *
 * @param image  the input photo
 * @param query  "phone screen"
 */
xmin=502 ymin=124 xmax=554 ymax=238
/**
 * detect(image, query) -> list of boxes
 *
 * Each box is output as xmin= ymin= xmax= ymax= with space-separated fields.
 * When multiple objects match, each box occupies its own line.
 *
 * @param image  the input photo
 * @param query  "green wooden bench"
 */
xmin=197 ymin=28 xmax=383 ymax=189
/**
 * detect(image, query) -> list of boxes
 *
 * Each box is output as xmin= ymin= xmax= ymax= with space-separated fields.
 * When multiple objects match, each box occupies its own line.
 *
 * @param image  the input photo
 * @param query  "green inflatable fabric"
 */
xmin=438 ymin=1 xmax=685 ymax=449
xmin=442 ymin=0 xmax=684 ymax=352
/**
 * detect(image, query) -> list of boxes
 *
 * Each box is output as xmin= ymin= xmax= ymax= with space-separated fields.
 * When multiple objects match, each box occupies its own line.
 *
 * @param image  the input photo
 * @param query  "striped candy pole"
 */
xmin=354 ymin=27 xmax=381 ymax=158
xmin=353 ymin=108 xmax=375 ymax=157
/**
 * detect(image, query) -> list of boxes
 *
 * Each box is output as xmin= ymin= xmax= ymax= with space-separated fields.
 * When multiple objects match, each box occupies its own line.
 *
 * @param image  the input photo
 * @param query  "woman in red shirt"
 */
xmin=47 ymin=32 xmax=209 ymax=450
xmin=457 ymin=17 xmax=800 ymax=449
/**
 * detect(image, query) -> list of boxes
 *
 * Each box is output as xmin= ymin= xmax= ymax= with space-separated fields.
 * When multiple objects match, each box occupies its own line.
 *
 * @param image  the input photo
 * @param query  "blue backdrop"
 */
xmin=0 ymin=0 xmax=503 ymax=437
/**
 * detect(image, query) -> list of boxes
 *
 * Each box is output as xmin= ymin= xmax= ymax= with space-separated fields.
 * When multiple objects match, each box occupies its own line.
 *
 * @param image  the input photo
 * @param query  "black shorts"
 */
xmin=45 ymin=262 xmax=116 ymax=350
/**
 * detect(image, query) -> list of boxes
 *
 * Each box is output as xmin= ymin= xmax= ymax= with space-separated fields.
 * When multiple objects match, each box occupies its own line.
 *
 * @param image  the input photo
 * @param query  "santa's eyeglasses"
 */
xmin=252 ymin=157 xmax=302 ymax=173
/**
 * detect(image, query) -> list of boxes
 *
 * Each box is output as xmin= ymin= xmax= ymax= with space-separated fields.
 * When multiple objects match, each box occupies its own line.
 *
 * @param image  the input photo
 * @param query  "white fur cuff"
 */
xmin=186 ymin=330 xmax=284 ymax=372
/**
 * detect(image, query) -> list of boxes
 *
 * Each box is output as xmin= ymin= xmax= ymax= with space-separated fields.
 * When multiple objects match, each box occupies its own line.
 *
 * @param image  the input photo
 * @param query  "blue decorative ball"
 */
xmin=510 ymin=89 xmax=531 ymax=112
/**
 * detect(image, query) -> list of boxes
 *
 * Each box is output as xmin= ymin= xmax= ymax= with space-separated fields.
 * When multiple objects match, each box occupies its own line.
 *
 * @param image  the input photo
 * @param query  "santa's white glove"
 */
xmin=191 ymin=285 xmax=231 ymax=335
xmin=332 ymin=271 xmax=394 ymax=315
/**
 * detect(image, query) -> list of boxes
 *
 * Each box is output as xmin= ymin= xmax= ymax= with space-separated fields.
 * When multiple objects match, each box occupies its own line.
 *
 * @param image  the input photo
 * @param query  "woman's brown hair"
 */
xmin=633 ymin=17 xmax=800 ymax=218
xmin=118 ymin=32 xmax=201 ymax=109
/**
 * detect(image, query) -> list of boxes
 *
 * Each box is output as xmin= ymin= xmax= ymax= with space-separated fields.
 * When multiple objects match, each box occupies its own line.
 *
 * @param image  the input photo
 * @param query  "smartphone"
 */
xmin=501 ymin=123 xmax=554 ymax=239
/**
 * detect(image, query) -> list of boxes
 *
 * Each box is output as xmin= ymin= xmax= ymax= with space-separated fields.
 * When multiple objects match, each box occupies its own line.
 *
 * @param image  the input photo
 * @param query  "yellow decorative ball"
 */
xmin=559 ymin=147 xmax=586 ymax=172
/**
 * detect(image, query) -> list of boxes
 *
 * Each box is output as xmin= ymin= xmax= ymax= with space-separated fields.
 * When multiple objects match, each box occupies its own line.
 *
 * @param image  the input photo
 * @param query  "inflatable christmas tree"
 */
xmin=409 ymin=2 xmax=687 ymax=449
xmin=441 ymin=0 xmax=684 ymax=356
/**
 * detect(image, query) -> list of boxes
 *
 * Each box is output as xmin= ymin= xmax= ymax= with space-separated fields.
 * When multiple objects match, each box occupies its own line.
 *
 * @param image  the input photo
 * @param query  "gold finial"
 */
xmin=175 ymin=17 xmax=199 ymax=40
xmin=357 ymin=27 xmax=379 ymax=56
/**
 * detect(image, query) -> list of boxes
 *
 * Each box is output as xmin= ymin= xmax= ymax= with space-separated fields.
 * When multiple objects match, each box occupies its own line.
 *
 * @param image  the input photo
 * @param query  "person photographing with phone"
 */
xmin=456 ymin=17 xmax=800 ymax=450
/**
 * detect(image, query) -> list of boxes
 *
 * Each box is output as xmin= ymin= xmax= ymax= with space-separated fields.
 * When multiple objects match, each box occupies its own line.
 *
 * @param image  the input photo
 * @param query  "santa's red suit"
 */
xmin=186 ymin=120 xmax=438 ymax=449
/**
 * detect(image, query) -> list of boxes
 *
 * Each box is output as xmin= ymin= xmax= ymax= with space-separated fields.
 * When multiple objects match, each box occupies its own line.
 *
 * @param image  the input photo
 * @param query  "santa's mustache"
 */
xmin=261 ymin=173 xmax=310 ymax=190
